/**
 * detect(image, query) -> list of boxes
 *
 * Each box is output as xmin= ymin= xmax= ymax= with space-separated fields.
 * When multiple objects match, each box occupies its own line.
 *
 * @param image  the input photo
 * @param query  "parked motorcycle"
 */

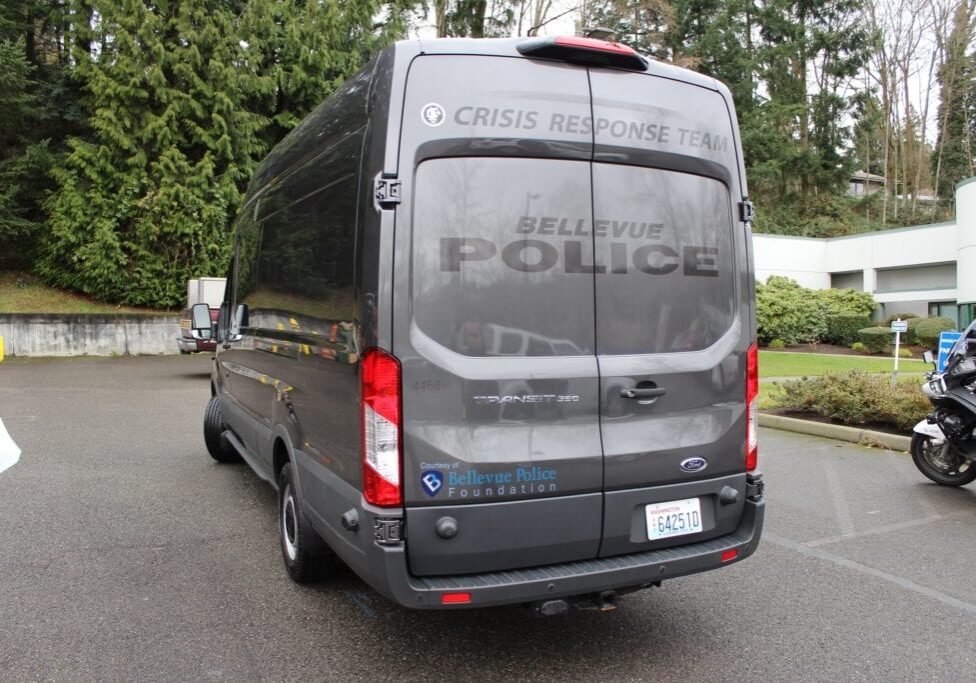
xmin=912 ymin=321 xmax=976 ymax=486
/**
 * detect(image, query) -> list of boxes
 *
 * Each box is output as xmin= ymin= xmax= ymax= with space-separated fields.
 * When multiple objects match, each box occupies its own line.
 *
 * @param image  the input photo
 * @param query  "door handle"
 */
xmin=620 ymin=387 xmax=666 ymax=400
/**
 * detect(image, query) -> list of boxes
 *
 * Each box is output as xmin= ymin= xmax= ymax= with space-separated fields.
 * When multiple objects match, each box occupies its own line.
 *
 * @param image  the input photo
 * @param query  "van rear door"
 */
xmin=588 ymin=71 xmax=752 ymax=557
xmin=394 ymin=55 xmax=604 ymax=576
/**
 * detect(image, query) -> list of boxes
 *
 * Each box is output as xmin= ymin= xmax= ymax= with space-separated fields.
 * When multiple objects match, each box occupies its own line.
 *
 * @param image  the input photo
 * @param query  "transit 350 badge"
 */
xmin=421 ymin=103 xmax=446 ymax=127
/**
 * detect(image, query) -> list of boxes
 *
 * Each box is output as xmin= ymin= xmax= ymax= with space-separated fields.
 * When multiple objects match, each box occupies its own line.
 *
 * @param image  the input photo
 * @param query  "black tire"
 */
xmin=910 ymin=433 xmax=976 ymax=487
xmin=203 ymin=395 xmax=240 ymax=463
xmin=278 ymin=462 xmax=337 ymax=583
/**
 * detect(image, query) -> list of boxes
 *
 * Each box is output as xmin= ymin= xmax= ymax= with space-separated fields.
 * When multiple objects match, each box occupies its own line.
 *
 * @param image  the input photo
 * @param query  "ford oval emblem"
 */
xmin=680 ymin=457 xmax=708 ymax=473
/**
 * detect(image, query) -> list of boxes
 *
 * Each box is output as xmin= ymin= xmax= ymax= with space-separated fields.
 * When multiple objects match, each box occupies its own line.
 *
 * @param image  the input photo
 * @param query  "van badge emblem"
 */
xmin=421 ymin=103 xmax=446 ymax=127
xmin=680 ymin=457 xmax=708 ymax=473
xmin=420 ymin=470 xmax=444 ymax=497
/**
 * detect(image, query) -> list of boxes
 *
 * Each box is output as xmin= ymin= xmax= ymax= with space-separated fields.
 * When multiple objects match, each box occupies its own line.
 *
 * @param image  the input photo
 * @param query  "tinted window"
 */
xmin=412 ymin=158 xmax=594 ymax=356
xmin=238 ymin=132 xmax=362 ymax=327
xmin=592 ymin=165 xmax=735 ymax=354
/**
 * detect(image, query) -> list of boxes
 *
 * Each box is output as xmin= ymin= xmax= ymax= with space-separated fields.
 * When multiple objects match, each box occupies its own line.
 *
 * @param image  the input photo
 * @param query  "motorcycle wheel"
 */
xmin=910 ymin=433 xmax=976 ymax=486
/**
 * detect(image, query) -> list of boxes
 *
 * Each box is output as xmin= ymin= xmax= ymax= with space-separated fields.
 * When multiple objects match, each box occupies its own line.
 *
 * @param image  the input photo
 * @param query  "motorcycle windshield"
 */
xmin=946 ymin=320 xmax=976 ymax=366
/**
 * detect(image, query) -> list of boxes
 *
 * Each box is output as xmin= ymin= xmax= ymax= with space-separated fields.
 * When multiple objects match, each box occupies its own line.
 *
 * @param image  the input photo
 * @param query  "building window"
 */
xmin=929 ymin=301 xmax=959 ymax=328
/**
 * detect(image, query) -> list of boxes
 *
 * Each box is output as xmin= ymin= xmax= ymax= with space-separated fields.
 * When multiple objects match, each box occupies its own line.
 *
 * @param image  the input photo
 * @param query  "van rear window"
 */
xmin=412 ymin=158 xmax=595 ymax=357
xmin=410 ymin=158 xmax=735 ymax=358
xmin=592 ymin=164 xmax=735 ymax=355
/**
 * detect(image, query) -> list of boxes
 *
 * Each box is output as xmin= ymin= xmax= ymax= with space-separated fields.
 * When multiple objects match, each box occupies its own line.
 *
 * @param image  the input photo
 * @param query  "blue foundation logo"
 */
xmin=420 ymin=470 xmax=443 ymax=497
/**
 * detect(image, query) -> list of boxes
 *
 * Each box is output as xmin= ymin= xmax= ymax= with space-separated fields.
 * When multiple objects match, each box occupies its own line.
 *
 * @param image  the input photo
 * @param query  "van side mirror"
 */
xmin=190 ymin=303 xmax=212 ymax=340
xmin=923 ymin=350 xmax=934 ymax=365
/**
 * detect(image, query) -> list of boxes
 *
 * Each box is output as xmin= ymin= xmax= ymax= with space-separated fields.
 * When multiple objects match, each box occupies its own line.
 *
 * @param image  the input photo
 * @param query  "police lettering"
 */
xmin=440 ymin=238 xmax=719 ymax=277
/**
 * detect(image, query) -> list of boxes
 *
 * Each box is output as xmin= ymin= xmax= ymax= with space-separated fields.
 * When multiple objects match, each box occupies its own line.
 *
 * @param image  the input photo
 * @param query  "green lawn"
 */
xmin=759 ymin=350 xmax=929 ymax=378
xmin=0 ymin=272 xmax=171 ymax=314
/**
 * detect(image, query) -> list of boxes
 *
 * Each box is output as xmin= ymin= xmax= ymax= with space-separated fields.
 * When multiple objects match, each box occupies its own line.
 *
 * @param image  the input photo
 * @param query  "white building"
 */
xmin=753 ymin=178 xmax=976 ymax=327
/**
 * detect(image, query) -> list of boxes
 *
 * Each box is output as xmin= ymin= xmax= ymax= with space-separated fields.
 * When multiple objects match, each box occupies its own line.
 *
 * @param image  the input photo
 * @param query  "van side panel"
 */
xmin=220 ymin=64 xmax=373 ymax=523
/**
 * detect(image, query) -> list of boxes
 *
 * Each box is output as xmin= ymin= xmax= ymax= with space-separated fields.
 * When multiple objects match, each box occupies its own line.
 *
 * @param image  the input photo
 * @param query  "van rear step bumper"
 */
xmin=367 ymin=496 xmax=764 ymax=609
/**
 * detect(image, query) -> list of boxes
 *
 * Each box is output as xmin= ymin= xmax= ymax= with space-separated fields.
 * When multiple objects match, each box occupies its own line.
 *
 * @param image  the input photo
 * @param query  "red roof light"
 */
xmin=517 ymin=35 xmax=648 ymax=71
xmin=553 ymin=35 xmax=638 ymax=56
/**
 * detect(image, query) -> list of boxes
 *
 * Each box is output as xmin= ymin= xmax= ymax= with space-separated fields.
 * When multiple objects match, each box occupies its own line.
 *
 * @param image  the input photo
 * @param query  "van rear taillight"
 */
xmin=361 ymin=348 xmax=402 ymax=507
xmin=517 ymin=35 xmax=648 ymax=71
xmin=746 ymin=342 xmax=759 ymax=471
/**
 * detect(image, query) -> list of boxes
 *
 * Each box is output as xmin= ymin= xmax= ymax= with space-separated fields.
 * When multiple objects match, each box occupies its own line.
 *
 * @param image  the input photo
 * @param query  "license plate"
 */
xmin=645 ymin=497 xmax=703 ymax=541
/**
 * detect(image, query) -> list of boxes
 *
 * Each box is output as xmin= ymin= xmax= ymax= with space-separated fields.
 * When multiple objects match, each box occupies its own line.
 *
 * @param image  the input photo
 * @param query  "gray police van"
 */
xmin=192 ymin=35 xmax=764 ymax=612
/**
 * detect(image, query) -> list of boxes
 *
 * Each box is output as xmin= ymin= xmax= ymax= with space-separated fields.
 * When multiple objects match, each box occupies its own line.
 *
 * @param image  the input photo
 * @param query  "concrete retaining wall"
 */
xmin=0 ymin=314 xmax=180 ymax=357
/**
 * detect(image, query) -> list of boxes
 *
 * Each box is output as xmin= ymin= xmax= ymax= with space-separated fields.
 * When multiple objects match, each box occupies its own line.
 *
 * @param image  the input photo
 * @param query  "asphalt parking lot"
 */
xmin=1 ymin=355 xmax=976 ymax=681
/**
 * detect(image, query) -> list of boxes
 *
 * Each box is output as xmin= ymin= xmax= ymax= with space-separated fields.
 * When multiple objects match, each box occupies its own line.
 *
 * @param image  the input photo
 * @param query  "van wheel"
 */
xmin=203 ymin=396 xmax=240 ymax=463
xmin=278 ymin=463 xmax=337 ymax=583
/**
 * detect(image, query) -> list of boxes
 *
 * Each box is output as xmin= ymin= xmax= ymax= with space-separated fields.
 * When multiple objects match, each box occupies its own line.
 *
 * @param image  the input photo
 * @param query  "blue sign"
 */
xmin=938 ymin=331 xmax=962 ymax=372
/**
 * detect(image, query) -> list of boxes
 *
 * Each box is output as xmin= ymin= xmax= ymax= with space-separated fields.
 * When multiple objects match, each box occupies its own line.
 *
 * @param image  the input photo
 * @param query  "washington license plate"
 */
xmin=645 ymin=497 xmax=703 ymax=541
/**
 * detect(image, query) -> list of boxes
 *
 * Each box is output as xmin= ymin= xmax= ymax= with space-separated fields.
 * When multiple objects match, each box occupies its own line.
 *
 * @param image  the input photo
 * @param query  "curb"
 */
xmin=759 ymin=413 xmax=911 ymax=452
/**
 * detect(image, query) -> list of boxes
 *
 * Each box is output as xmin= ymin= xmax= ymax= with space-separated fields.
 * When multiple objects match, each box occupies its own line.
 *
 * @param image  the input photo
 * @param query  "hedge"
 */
xmin=857 ymin=326 xmax=891 ymax=353
xmin=825 ymin=313 xmax=870 ymax=346
xmin=774 ymin=371 xmax=930 ymax=432
xmin=756 ymin=276 xmax=877 ymax=346
xmin=904 ymin=316 xmax=928 ymax=345
xmin=915 ymin=317 xmax=956 ymax=348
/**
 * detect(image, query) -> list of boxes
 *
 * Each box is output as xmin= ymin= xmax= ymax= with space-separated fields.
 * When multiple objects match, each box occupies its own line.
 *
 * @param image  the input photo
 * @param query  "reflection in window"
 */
xmin=412 ymin=157 xmax=595 ymax=357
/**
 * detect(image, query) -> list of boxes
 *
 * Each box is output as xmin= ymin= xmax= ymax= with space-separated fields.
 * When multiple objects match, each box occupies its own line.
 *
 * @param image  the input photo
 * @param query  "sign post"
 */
xmin=890 ymin=319 xmax=908 ymax=386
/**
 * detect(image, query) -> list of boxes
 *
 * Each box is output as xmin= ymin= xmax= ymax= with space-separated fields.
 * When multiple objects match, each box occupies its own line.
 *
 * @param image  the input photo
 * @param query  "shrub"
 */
xmin=857 ymin=327 xmax=891 ymax=353
xmin=774 ymin=371 xmax=930 ymax=432
xmin=851 ymin=342 xmax=866 ymax=352
xmin=825 ymin=313 xmax=871 ymax=346
xmin=768 ymin=339 xmax=787 ymax=349
xmin=915 ymin=317 xmax=956 ymax=348
xmin=756 ymin=277 xmax=827 ymax=345
xmin=817 ymin=288 xmax=878 ymax=316
xmin=755 ymin=276 xmax=879 ymax=345
xmin=897 ymin=348 xmax=913 ymax=358
xmin=904 ymin=316 xmax=928 ymax=345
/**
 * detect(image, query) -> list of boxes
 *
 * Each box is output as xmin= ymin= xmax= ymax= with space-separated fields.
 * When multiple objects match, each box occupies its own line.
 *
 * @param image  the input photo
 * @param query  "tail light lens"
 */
xmin=746 ymin=341 xmax=759 ymax=471
xmin=361 ymin=348 xmax=402 ymax=507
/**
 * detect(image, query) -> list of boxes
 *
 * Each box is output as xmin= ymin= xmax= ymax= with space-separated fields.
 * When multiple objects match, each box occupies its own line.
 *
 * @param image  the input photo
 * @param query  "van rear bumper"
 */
xmin=363 ymin=493 xmax=764 ymax=609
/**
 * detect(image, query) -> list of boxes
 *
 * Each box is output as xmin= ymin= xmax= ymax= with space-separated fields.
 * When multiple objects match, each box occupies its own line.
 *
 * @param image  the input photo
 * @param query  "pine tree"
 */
xmin=42 ymin=0 xmax=266 ymax=306
xmin=933 ymin=1 xmax=975 ymax=200
xmin=239 ymin=0 xmax=409 ymax=149
xmin=0 ymin=0 xmax=87 ymax=270
xmin=757 ymin=0 xmax=870 ymax=199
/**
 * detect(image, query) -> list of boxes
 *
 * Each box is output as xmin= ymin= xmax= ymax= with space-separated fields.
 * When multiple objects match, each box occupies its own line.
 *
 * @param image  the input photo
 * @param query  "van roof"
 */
xmin=404 ymin=37 xmax=721 ymax=93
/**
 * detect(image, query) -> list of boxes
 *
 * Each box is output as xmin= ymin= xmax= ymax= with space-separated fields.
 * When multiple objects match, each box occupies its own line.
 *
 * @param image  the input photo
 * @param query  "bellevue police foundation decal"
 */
xmin=420 ymin=470 xmax=444 ymax=497
xmin=421 ymin=103 xmax=446 ymax=127
xmin=420 ymin=462 xmax=558 ymax=499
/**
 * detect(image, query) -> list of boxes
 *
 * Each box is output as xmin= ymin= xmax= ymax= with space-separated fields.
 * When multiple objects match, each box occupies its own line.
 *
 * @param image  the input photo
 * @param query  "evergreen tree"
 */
xmin=934 ymin=0 xmax=975 ymax=199
xmin=0 ymin=0 xmax=87 ymax=270
xmin=756 ymin=0 xmax=870 ymax=198
xmin=431 ymin=0 xmax=517 ymax=37
xmin=41 ymin=0 xmax=266 ymax=306
xmin=239 ymin=0 xmax=409 ymax=150
xmin=0 ymin=39 xmax=44 ymax=267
